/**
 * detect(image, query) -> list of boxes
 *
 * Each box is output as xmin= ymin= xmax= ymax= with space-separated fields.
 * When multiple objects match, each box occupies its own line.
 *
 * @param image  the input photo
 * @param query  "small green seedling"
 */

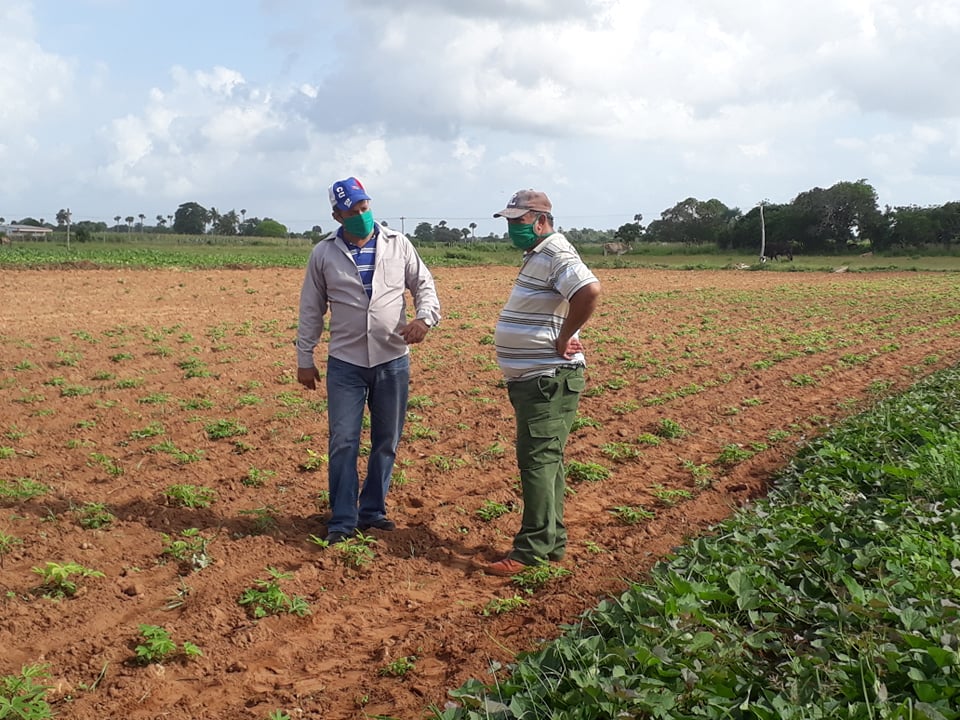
xmin=337 ymin=532 xmax=378 ymax=568
xmin=481 ymin=595 xmax=530 ymax=616
xmin=76 ymin=502 xmax=115 ymax=529
xmin=566 ymin=460 xmax=610 ymax=483
xmin=32 ymin=561 xmax=104 ymax=598
xmin=0 ymin=531 xmax=23 ymax=568
xmin=610 ymin=505 xmax=655 ymax=525
xmin=238 ymin=567 xmax=310 ymax=618
xmin=164 ymin=484 xmax=216 ymax=509
xmin=475 ymin=500 xmax=513 ymax=522
xmin=509 ymin=561 xmax=571 ymax=593
xmin=134 ymin=624 xmax=203 ymax=665
xmin=161 ymin=528 xmax=212 ymax=572
xmin=378 ymin=655 xmax=416 ymax=677
xmin=654 ymin=418 xmax=686 ymax=439
xmin=0 ymin=477 xmax=49 ymax=501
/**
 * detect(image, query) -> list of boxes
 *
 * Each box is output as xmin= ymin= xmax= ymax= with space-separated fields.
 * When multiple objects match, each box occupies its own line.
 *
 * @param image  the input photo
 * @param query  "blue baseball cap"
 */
xmin=328 ymin=176 xmax=372 ymax=211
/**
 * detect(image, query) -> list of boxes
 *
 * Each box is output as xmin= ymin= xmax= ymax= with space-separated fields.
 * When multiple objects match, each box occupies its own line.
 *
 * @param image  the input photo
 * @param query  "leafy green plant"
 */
xmin=76 ymin=502 xmax=115 ymax=529
xmin=134 ymin=624 xmax=202 ymax=664
xmin=610 ymin=504 xmax=655 ymax=524
xmin=0 ymin=477 xmax=48 ymax=501
xmin=128 ymin=421 xmax=164 ymax=440
xmin=88 ymin=452 xmax=123 ymax=477
xmin=649 ymin=485 xmax=693 ymax=506
xmin=299 ymin=449 xmax=327 ymax=471
xmin=31 ymin=561 xmax=105 ymax=598
xmin=243 ymin=466 xmax=276 ymax=487
xmin=600 ymin=442 xmax=642 ymax=463
xmin=161 ymin=528 xmax=212 ymax=572
xmin=475 ymin=500 xmax=513 ymax=522
xmin=481 ymin=595 xmax=529 ymax=616
xmin=4 ymin=424 xmax=27 ymax=441
xmin=566 ymin=460 xmax=611 ymax=483
xmin=204 ymin=418 xmax=247 ymax=440
xmin=680 ymin=459 xmax=714 ymax=488
xmin=715 ymin=443 xmax=754 ymax=466
xmin=238 ymin=567 xmax=310 ymax=618
xmin=571 ymin=415 xmax=602 ymax=431
xmin=337 ymin=532 xmax=378 ymax=568
xmin=0 ymin=531 xmax=23 ymax=568
xmin=654 ymin=418 xmax=686 ymax=438
xmin=148 ymin=440 xmax=204 ymax=464
xmin=0 ymin=663 xmax=52 ymax=720
xmin=0 ymin=447 xmax=15 ymax=459
xmin=378 ymin=655 xmax=416 ymax=677
xmin=177 ymin=356 xmax=211 ymax=378
xmin=510 ymin=561 xmax=571 ymax=593
xmin=164 ymin=484 xmax=216 ymax=509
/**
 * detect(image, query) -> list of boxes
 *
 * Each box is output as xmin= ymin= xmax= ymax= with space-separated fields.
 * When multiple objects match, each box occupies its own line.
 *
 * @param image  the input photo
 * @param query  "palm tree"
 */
xmin=125 ymin=216 xmax=134 ymax=233
xmin=156 ymin=214 xmax=166 ymax=228
xmin=469 ymin=222 xmax=477 ymax=240
xmin=114 ymin=215 xmax=121 ymax=231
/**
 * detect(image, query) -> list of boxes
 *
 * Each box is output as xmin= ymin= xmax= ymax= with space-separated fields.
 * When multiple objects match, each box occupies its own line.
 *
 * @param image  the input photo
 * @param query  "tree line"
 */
xmin=612 ymin=180 xmax=960 ymax=253
xmin=4 ymin=179 xmax=959 ymax=251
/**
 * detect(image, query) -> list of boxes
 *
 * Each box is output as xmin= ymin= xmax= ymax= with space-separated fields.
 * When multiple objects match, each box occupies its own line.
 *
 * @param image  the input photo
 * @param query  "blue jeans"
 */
xmin=325 ymin=354 xmax=409 ymax=534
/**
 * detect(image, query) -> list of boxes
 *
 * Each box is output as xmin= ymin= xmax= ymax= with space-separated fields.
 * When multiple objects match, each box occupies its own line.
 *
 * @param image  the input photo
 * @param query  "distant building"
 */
xmin=0 ymin=224 xmax=54 ymax=240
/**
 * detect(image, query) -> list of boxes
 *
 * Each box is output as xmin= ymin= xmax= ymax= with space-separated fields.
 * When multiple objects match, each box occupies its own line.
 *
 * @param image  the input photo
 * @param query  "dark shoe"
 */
xmin=547 ymin=551 xmax=566 ymax=562
xmin=358 ymin=518 xmax=396 ymax=531
xmin=325 ymin=530 xmax=356 ymax=544
xmin=484 ymin=557 xmax=529 ymax=577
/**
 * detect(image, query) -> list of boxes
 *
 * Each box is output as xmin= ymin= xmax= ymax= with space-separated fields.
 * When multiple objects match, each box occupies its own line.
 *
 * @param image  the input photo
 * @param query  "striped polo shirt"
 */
xmin=495 ymin=233 xmax=599 ymax=382
xmin=341 ymin=228 xmax=378 ymax=298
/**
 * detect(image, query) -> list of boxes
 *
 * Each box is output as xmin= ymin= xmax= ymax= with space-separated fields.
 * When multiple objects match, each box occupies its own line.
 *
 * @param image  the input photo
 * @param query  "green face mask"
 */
xmin=343 ymin=209 xmax=374 ymax=238
xmin=508 ymin=221 xmax=539 ymax=250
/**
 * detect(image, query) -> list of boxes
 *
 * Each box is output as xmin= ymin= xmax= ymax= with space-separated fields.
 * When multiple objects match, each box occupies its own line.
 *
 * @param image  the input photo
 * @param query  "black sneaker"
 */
xmin=325 ymin=530 xmax=355 ymax=544
xmin=358 ymin=518 xmax=396 ymax=532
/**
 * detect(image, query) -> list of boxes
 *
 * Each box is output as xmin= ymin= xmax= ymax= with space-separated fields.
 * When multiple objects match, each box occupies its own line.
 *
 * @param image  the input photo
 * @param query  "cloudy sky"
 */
xmin=2 ymin=0 xmax=959 ymax=236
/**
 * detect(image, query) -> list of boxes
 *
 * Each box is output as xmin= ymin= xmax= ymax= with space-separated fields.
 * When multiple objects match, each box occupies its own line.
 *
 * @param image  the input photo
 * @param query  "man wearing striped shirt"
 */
xmin=485 ymin=189 xmax=601 ymax=576
xmin=296 ymin=177 xmax=441 ymax=544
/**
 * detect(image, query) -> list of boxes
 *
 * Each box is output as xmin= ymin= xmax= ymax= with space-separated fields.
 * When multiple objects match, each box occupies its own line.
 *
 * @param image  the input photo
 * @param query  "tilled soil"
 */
xmin=1 ymin=266 xmax=958 ymax=719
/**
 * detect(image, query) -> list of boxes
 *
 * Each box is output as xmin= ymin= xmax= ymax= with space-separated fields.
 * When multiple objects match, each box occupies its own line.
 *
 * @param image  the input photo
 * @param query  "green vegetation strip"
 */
xmin=441 ymin=366 xmax=960 ymax=719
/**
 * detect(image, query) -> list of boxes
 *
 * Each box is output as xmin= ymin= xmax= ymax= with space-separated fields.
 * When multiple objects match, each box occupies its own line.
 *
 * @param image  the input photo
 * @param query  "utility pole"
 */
xmin=66 ymin=208 xmax=71 ymax=249
xmin=758 ymin=200 xmax=767 ymax=263
xmin=400 ymin=216 xmax=405 ymax=236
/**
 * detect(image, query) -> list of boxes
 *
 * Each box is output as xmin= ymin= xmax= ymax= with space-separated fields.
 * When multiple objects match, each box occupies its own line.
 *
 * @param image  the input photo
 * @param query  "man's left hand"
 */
xmin=556 ymin=336 xmax=584 ymax=359
xmin=399 ymin=318 xmax=431 ymax=345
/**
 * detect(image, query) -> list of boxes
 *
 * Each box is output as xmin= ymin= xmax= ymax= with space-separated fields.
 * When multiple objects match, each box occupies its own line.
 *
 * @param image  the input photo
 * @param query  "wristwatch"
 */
xmin=421 ymin=317 xmax=434 ymax=328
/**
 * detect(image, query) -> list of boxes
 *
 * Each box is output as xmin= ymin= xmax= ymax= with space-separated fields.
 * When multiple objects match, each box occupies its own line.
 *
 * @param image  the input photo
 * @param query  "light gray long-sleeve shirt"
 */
xmin=296 ymin=224 xmax=441 ymax=369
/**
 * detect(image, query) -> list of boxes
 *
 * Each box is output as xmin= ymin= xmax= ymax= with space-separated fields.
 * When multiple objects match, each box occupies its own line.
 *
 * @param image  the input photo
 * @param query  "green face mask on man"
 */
xmin=343 ymin=209 xmax=375 ymax=239
xmin=508 ymin=217 xmax=552 ymax=250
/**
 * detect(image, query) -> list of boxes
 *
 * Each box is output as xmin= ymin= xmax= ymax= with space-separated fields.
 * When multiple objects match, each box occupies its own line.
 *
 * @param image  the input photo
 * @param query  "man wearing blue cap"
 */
xmin=296 ymin=177 xmax=441 ymax=544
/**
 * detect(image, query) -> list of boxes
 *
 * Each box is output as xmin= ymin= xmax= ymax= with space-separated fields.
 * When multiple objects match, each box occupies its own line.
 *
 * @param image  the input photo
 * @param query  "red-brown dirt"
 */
xmin=1 ymin=266 xmax=959 ymax=720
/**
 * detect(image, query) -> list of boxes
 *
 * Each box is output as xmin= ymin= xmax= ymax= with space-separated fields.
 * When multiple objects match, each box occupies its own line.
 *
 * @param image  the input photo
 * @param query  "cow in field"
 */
xmin=0 ymin=235 xmax=10 ymax=246
xmin=765 ymin=243 xmax=793 ymax=261
xmin=602 ymin=242 xmax=630 ymax=256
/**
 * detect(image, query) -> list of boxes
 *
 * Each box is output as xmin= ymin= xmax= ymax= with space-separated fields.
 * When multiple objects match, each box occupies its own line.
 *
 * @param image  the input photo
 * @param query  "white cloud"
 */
xmin=5 ymin=0 xmax=960 ymax=232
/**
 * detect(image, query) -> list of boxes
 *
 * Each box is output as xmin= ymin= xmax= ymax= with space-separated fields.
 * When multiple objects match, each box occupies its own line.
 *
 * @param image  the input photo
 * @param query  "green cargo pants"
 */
xmin=506 ymin=366 xmax=585 ymax=565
